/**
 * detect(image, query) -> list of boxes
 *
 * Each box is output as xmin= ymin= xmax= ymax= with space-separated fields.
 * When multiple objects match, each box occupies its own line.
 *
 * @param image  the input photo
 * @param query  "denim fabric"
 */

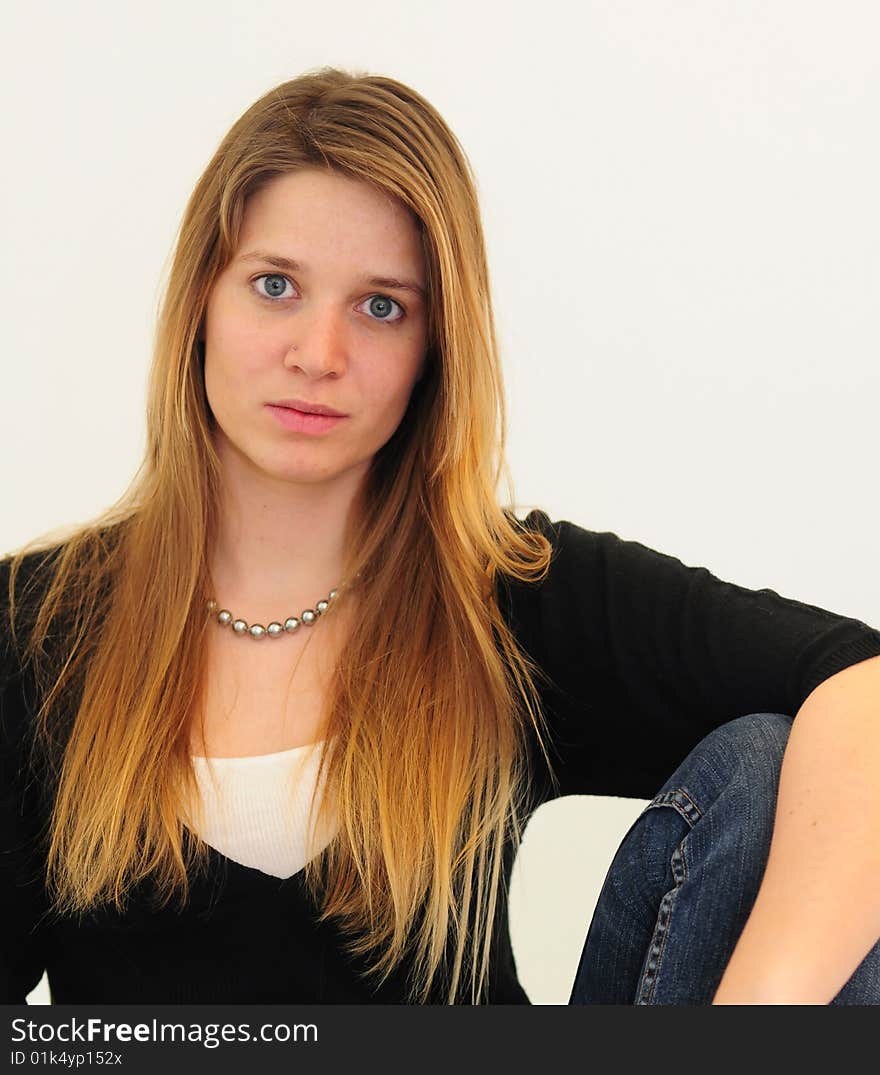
xmin=568 ymin=712 xmax=880 ymax=1004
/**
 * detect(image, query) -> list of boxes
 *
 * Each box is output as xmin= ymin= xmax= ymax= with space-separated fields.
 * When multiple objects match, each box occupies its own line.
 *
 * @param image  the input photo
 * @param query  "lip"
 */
xmin=266 ymin=404 xmax=347 ymax=434
xmin=270 ymin=398 xmax=347 ymax=417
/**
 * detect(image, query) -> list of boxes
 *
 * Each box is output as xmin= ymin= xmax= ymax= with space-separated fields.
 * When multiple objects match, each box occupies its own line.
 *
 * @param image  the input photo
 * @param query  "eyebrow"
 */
xmin=237 ymin=250 xmax=426 ymax=299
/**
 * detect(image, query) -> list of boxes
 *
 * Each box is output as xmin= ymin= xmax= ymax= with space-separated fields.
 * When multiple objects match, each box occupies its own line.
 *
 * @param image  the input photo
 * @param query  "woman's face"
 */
xmin=201 ymin=168 xmax=429 ymax=486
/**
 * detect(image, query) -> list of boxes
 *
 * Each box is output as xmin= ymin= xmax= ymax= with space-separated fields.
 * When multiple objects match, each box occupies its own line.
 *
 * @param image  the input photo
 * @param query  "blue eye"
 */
xmin=254 ymin=273 xmax=294 ymax=301
xmin=362 ymin=294 xmax=404 ymax=324
xmin=251 ymin=273 xmax=405 ymax=326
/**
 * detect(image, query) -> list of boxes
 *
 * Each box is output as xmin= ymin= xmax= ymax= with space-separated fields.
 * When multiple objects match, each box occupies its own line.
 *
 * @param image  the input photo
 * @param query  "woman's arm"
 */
xmin=513 ymin=512 xmax=880 ymax=803
xmin=712 ymin=653 xmax=880 ymax=1004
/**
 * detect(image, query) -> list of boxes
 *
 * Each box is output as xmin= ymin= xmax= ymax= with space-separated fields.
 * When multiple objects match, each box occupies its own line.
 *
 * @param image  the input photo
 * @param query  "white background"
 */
xmin=2 ymin=1 xmax=878 ymax=1004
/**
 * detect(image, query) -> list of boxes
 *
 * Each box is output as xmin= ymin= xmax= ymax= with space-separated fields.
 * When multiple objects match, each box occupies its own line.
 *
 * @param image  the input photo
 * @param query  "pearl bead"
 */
xmin=209 ymin=586 xmax=341 ymax=640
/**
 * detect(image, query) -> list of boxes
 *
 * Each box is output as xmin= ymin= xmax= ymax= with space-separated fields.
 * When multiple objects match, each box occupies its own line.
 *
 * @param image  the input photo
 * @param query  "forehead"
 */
xmin=237 ymin=169 xmax=424 ymax=270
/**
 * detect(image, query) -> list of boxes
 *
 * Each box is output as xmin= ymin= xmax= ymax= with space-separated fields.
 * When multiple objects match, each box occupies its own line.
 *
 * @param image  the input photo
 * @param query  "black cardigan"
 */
xmin=4 ymin=509 xmax=880 ymax=1004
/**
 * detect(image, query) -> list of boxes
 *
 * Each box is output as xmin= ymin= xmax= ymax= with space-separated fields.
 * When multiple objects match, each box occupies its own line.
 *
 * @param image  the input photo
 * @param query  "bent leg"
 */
xmin=568 ymin=712 xmax=880 ymax=1004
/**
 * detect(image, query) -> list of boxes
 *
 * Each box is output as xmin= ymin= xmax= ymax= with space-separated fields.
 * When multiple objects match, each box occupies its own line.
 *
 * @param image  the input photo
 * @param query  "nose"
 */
xmin=281 ymin=302 xmax=348 ymax=376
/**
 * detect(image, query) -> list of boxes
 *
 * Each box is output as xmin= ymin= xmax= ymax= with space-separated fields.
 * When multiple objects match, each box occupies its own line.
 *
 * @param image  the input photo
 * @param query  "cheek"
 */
xmin=204 ymin=354 xmax=246 ymax=430
xmin=203 ymin=293 xmax=265 ymax=385
xmin=373 ymin=340 xmax=426 ymax=396
xmin=368 ymin=368 xmax=418 ymax=416
xmin=204 ymin=334 xmax=262 ymax=402
xmin=203 ymin=351 xmax=230 ymax=405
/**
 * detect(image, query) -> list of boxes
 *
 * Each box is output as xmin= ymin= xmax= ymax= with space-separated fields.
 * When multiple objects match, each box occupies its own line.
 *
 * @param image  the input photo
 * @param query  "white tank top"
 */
xmin=186 ymin=740 xmax=339 ymax=879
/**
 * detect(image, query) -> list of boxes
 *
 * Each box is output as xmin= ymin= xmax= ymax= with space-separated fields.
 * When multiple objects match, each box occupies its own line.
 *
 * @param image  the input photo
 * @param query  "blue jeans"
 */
xmin=568 ymin=712 xmax=880 ymax=1004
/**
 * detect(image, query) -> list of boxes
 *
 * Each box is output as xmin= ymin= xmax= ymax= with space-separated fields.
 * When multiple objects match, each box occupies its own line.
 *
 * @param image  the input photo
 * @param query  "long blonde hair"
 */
xmin=3 ymin=66 xmax=557 ymax=1004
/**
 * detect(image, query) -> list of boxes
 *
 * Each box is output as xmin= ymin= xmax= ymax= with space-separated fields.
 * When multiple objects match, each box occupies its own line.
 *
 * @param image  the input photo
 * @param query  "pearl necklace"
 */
xmin=205 ymin=587 xmax=339 ymax=640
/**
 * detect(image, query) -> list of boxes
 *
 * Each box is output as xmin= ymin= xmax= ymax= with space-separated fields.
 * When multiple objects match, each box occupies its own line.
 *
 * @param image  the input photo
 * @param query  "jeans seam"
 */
xmin=634 ymin=788 xmax=701 ymax=1004
xmin=650 ymin=786 xmax=703 ymax=827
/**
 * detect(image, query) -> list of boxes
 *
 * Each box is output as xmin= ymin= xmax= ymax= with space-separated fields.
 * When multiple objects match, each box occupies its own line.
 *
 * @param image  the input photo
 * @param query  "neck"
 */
xmin=208 ymin=437 xmax=365 ymax=617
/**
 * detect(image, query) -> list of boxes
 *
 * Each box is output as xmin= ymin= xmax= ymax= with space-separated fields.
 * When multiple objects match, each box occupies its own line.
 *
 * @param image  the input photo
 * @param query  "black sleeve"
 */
xmin=514 ymin=510 xmax=880 ymax=802
xmin=0 ymin=555 xmax=51 ymax=1004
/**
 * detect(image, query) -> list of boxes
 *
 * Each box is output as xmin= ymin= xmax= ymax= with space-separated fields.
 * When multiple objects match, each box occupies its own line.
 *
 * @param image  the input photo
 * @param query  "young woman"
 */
xmin=3 ymin=67 xmax=880 ymax=1007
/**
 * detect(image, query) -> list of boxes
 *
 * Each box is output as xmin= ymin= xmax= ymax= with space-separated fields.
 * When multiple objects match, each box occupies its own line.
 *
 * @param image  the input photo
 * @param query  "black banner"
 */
xmin=1 ymin=1003 xmax=859 ymax=1073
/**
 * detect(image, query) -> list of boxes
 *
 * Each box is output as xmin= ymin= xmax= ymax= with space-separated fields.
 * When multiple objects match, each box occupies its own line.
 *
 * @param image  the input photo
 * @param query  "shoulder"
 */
xmin=0 ymin=542 xmax=68 ymax=679
xmin=0 ymin=541 xmax=72 ymax=767
xmin=0 ymin=525 xmax=121 ymax=617
xmin=499 ymin=508 xmax=718 ymax=671
xmin=506 ymin=506 xmax=648 ymax=558
xmin=497 ymin=508 xmax=611 ymax=646
xmin=508 ymin=508 xmax=716 ymax=597
xmin=503 ymin=507 xmax=657 ymax=595
xmin=0 ymin=540 xmax=67 ymax=606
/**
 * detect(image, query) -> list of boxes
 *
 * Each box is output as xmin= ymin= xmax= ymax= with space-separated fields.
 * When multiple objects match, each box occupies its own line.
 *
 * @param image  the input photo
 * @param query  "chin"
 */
xmin=258 ymin=460 xmax=338 ymax=484
xmin=265 ymin=449 xmax=361 ymax=483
